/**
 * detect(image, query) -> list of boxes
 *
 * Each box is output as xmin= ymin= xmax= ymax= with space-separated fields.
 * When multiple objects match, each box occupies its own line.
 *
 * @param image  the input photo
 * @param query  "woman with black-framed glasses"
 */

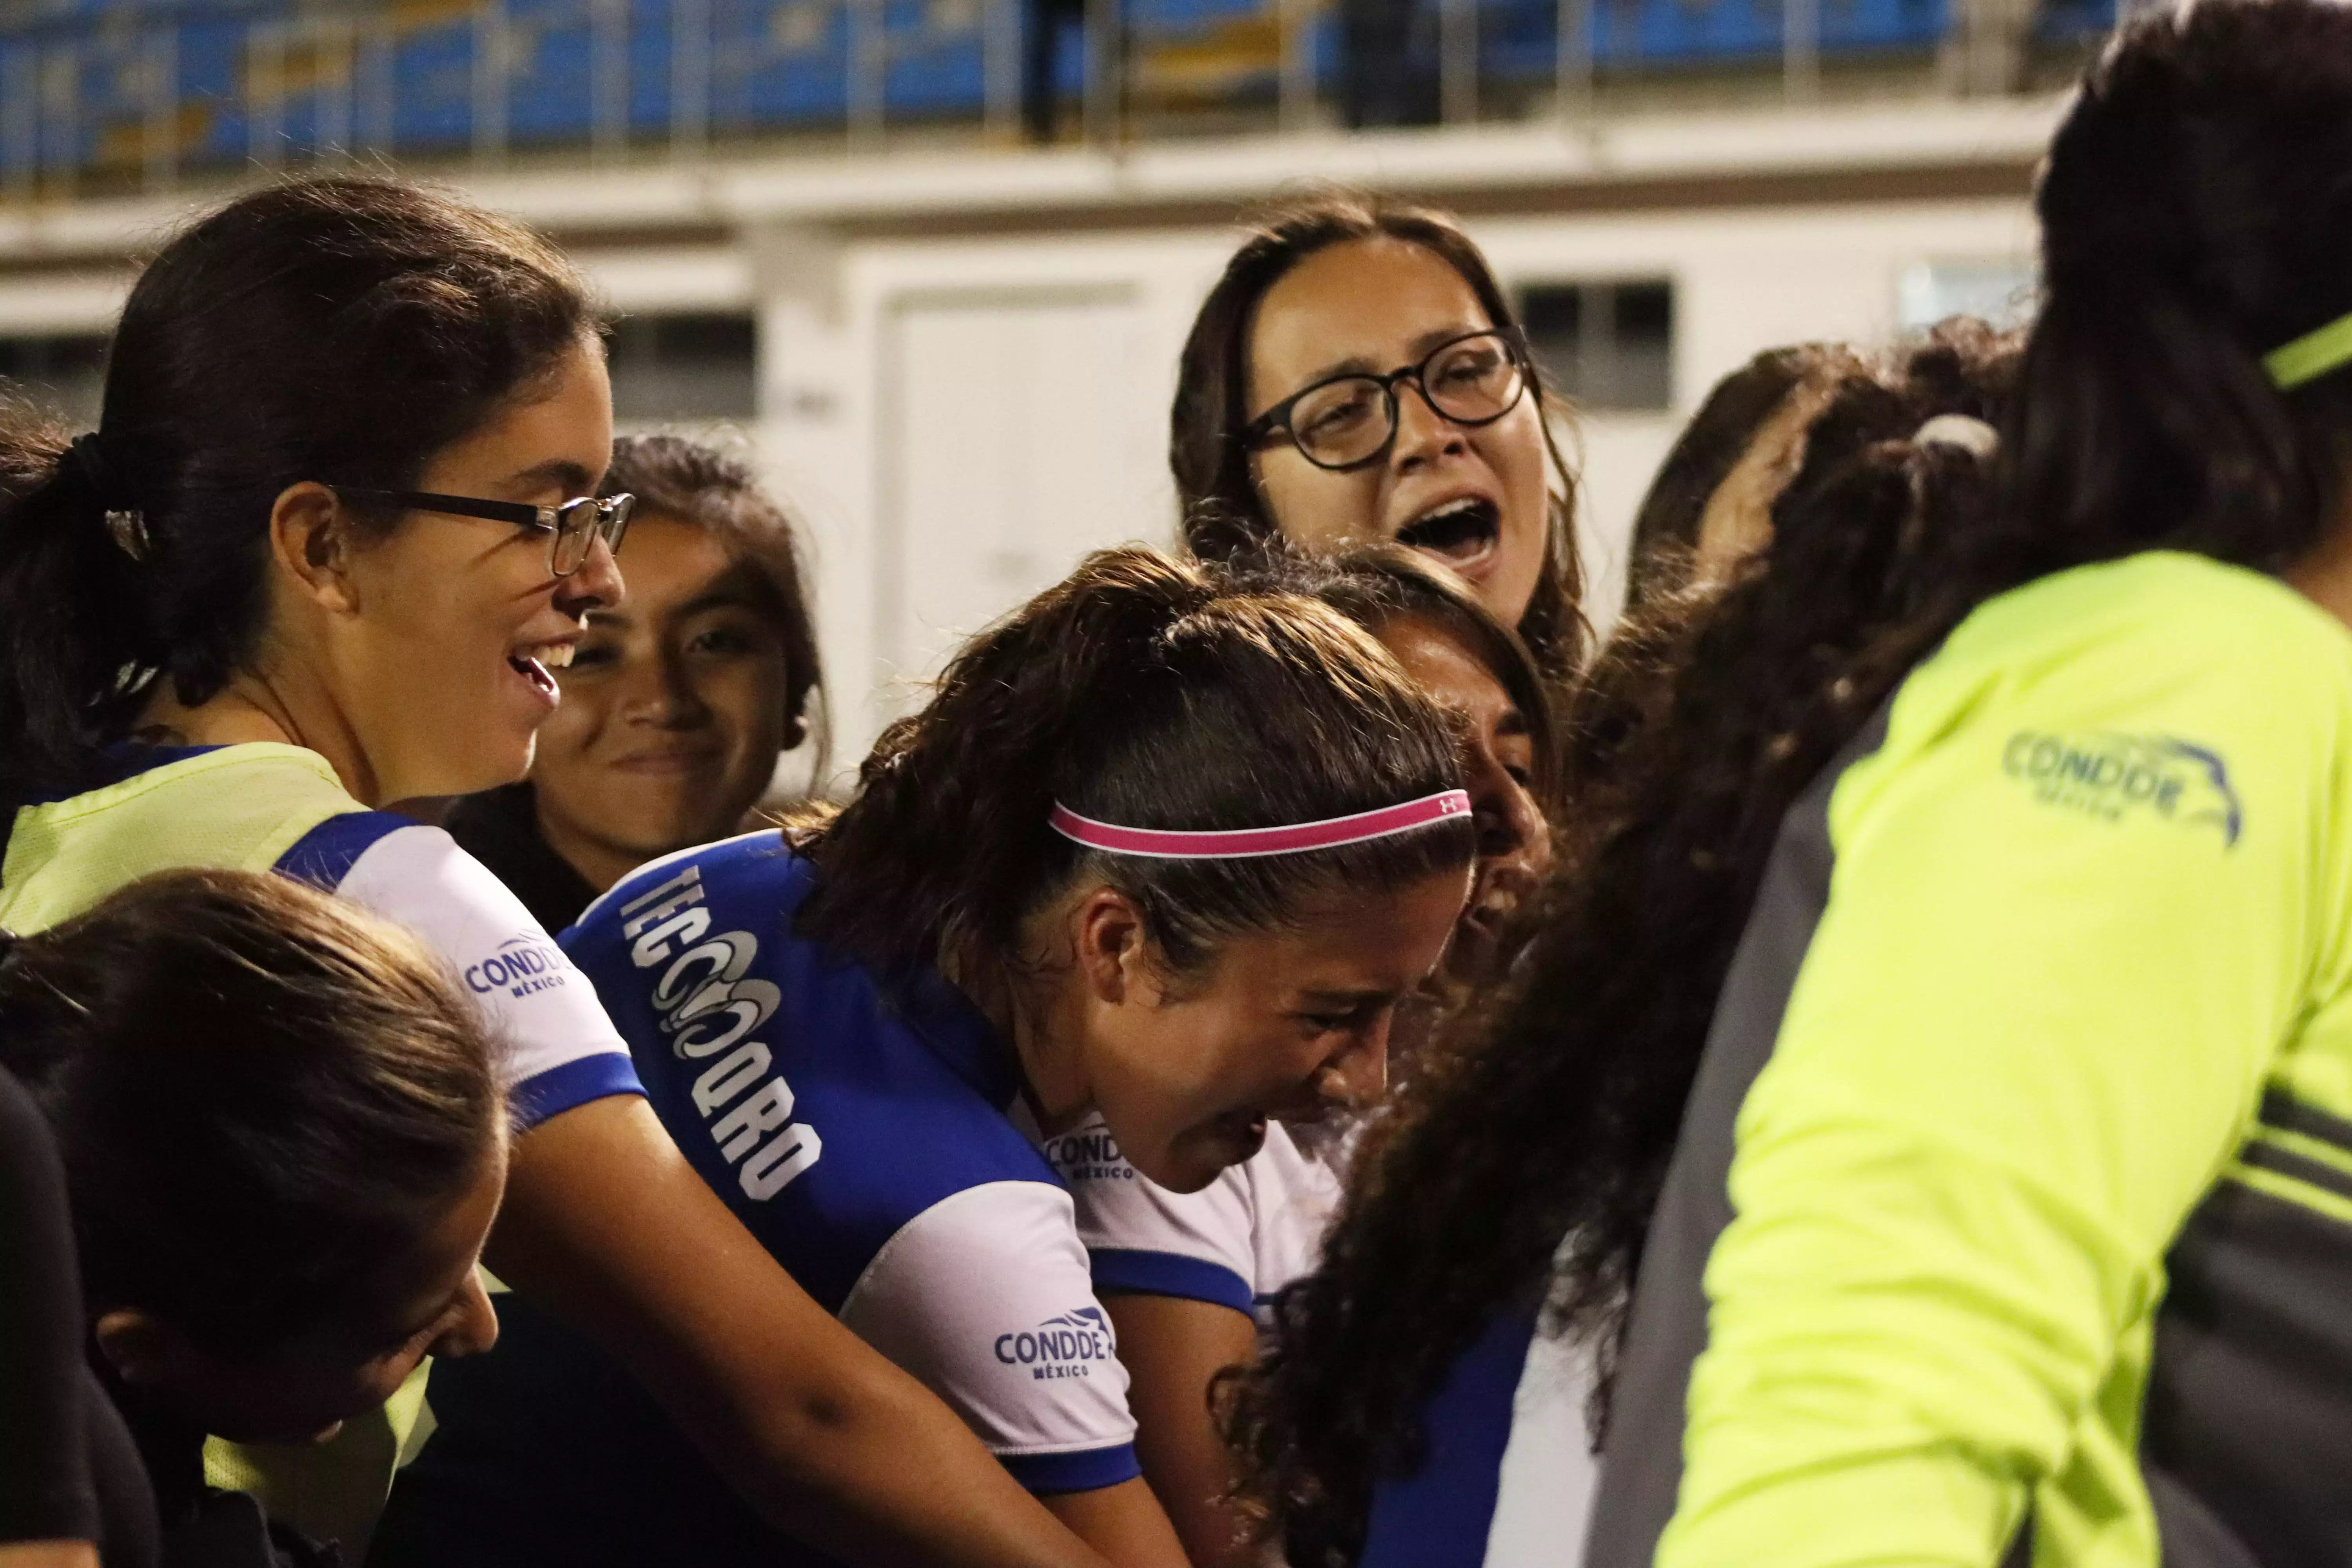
xmin=1173 ymin=192 xmax=1584 ymax=679
xmin=0 ymin=176 xmax=1121 ymax=1568
xmin=1242 ymin=328 xmax=1534 ymax=473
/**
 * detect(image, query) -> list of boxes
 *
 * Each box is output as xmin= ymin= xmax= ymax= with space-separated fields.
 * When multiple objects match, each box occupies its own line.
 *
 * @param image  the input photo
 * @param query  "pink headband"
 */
xmin=1049 ymin=790 xmax=1472 ymax=859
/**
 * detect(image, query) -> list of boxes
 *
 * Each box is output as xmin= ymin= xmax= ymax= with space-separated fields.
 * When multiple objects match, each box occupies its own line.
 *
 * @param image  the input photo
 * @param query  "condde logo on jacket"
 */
xmin=2002 ymin=730 xmax=2244 ymax=848
xmin=995 ymin=1307 xmax=1116 ymax=1381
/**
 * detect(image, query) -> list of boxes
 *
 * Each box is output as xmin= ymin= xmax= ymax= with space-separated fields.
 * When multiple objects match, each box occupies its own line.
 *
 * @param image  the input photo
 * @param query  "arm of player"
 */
xmin=489 ymin=1099 xmax=1114 ymax=1568
xmin=1102 ymin=1294 xmax=1261 ymax=1568
xmin=1042 ymin=1479 xmax=1194 ymax=1568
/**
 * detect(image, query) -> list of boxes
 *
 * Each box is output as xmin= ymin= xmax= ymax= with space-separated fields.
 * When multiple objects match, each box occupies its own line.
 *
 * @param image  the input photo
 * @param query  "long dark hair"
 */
xmin=1229 ymin=4 xmax=2352 ymax=1550
xmin=795 ymin=547 xmax=1475 ymax=980
xmin=1171 ymin=191 xmax=1586 ymax=680
xmin=0 ymin=176 xmax=595 ymax=801
xmin=600 ymin=433 xmax=825 ymax=770
xmin=0 ymin=869 xmax=503 ymax=1354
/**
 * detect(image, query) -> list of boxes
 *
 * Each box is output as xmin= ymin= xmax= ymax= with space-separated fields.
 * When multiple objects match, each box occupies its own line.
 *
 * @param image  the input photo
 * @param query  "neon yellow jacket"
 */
xmin=1586 ymin=552 xmax=2352 ymax=1568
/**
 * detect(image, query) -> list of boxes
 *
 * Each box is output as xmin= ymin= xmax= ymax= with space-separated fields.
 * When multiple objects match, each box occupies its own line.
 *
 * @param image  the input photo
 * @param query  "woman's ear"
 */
xmin=267 ymin=481 xmax=362 ymax=616
xmin=1070 ymin=886 xmax=1151 ymax=1007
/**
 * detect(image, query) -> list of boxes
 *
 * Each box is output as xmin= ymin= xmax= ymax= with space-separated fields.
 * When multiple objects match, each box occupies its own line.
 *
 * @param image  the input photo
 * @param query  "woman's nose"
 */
xmin=1321 ymin=1024 xmax=1390 ymax=1110
xmin=1470 ymin=758 xmax=1550 ymax=877
xmin=1390 ymin=379 xmax=1469 ymax=469
xmin=554 ymin=533 xmax=626 ymax=619
xmin=431 ymin=1270 xmax=502 ymax=1361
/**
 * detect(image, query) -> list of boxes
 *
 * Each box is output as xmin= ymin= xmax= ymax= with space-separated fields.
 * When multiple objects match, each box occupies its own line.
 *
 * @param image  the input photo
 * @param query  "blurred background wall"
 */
xmin=0 ymin=0 xmax=2096 ymax=780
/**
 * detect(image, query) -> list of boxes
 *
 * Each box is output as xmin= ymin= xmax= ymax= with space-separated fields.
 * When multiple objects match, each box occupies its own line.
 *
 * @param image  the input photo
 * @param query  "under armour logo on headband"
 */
xmin=1049 ymin=790 xmax=1472 ymax=859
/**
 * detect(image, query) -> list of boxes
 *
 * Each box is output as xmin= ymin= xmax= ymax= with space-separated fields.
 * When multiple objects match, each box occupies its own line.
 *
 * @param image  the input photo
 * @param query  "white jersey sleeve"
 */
xmin=838 ymin=1180 xmax=1140 ymax=1495
xmin=309 ymin=819 xmax=643 ymax=1128
xmin=1049 ymin=1113 xmax=1342 ymax=1320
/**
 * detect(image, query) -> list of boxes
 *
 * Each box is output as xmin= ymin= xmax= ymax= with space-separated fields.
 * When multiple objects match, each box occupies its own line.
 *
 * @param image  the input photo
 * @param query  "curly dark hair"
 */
xmin=1225 ymin=0 xmax=2352 ymax=1553
xmin=1621 ymin=341 xmax=1868 ymax=611
xmin=795 ymin=546 xmax=1475 ymax=982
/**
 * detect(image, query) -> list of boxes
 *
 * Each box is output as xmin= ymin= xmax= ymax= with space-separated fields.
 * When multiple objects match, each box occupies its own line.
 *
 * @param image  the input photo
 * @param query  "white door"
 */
xmin=874 ymin=285 xmax=1172 ymax=733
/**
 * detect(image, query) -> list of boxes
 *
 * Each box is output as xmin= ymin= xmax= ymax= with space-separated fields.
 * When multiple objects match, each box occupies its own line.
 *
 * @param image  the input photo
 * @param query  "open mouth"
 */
xmin=507 ymin=642 xmax=574 ymax=698
xmin=1395 ymin=496 xmax=1502 ymax=564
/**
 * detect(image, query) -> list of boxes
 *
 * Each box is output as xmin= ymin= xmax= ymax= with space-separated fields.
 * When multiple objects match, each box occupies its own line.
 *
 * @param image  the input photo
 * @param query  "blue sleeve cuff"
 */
xmin=1088 ymin=1248 xmax=1254 ymax=1316
xmin=274 ymin=811 xmax=412 ymax=891
xmin=999 ymin=1443 xmax=1142 ymax=1497
xmin=510 ymin=1053 xmax=646 ymax=1132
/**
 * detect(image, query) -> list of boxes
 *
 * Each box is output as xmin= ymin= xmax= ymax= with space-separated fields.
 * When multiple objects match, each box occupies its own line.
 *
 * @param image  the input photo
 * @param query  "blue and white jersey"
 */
xmin=278 ymin=805 xmax=642 ymax=1127
xmin=1050 ymin=1091 xmax=1598 ymax=1568
xmin=380 ymin=833 xmax=1140 ymax=1567
xmin=563 ymin=832 xmax=1139 ymax=1489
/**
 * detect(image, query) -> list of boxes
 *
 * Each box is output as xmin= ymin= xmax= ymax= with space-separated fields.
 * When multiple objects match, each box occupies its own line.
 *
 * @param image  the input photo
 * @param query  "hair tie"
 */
xmin=61 ymin=433 xmax=149 ymax=562
xmin=1050 ymin=789 xmax=1472 ymax=859
xmin=2265 ymin=309 xmax=2352 ymax=391
xmin=1911 ymin=413 xmax=2000 ymax=459
xmin=63 ymin=432 xmax=107 ymax=497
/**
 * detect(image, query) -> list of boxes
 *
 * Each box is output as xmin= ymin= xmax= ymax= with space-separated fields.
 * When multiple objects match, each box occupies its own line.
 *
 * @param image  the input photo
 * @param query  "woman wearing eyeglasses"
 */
xmin=0 ymin=178 xmax=1114 ymax=1568
xmin=1171 ymin=191 xmax=1584 ymax=678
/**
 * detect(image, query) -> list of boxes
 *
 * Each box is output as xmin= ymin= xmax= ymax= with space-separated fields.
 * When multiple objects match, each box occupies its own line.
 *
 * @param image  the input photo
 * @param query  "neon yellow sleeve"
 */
xmin=1658 ymin=560 xmax=2352 ymax=1568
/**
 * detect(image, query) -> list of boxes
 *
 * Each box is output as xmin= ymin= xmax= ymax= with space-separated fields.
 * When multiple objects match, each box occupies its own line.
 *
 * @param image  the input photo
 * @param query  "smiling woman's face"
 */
xmin=529 ymin=514 xmax=798 ymax=892
xmin=1246 ymin=238 xmax=1553 ymax=632
xmin=1076 ymin=870 xmax=1468 ymax=1194
xmin=335 ymin=339 xmax=622 ymax=801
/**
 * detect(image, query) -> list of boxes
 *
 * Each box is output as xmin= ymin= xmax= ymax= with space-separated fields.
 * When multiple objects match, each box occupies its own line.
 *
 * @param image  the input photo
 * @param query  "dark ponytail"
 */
xmin=0 ymin=412 xmax=148 ymax=799
xmin=0 ymin=869 xmax=505 ymax=1353
xmin=0 ymin=176 xmax=595 ymax=800
xmin=797 ymin=547 xmax=1474 ymax=980
xmin=2009 ymin=0 xmax=2352 ymax=574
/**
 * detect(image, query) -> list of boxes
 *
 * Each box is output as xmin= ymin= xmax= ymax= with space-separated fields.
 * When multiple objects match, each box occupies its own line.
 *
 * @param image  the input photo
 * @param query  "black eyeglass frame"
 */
xmin=331 ymin=486 xmax=636 ymax=578
xmin=1239 ymin=328 xmax=1536 ymax=473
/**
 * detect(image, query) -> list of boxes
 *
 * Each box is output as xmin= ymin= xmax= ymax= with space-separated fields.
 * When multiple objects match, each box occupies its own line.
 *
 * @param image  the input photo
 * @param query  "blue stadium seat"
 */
xmin=0 ymin=0 xmax=2030 ymax=177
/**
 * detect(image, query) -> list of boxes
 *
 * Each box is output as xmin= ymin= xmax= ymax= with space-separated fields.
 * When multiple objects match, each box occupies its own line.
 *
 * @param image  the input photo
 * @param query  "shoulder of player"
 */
xmin=573 ymin=829 xmax=799 ymax=934
xmin=846 ymin=1178 xmax=1095 ymax=1325
xmin=1941 ymin=551 xmax=2352 ymax=705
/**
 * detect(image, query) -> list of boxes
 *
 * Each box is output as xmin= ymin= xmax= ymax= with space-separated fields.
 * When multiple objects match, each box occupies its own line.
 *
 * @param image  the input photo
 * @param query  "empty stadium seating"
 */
xmin=0 ymin=0 xmax=2113 ymax=185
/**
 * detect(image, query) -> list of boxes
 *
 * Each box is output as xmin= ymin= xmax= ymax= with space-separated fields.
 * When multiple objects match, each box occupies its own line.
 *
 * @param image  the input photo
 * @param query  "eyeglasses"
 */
xmin=332 ymin=487 xmax=636 ymax=578
xmin=1243 ymin=330 xmax=1533 ymax=472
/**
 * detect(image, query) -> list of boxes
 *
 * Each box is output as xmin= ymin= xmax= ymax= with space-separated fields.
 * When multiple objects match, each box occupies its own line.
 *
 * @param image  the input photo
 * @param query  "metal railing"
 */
xmin=0 ymin=0 xmax=2114 ymax=196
